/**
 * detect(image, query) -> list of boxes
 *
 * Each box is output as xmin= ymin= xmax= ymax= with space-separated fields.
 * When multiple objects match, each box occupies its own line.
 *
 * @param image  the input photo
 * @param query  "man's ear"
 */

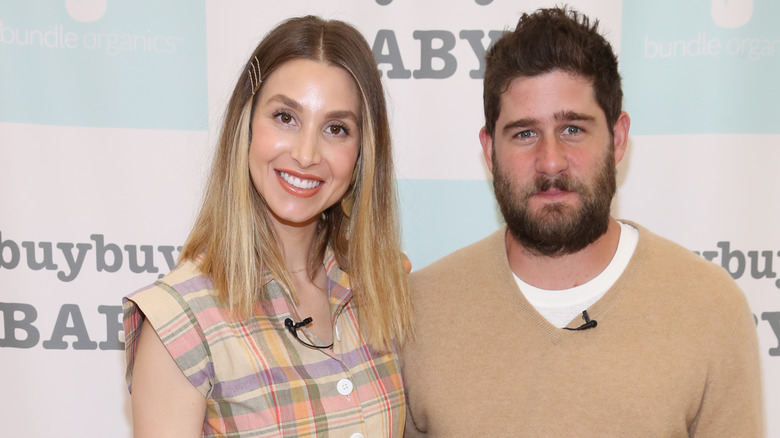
xmin=612 ymin=112 xmax=630 ymax=165
xmin=479 ymin=126 xmax=494 ymax=173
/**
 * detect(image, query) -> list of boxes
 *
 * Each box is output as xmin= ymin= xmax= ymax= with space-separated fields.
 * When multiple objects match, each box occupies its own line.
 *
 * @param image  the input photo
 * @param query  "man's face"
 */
xmin=479 ymin=70 xmax=628 ymax=256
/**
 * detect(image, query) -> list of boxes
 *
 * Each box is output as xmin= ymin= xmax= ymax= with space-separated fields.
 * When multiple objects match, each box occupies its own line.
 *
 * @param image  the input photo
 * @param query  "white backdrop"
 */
xmin=1 ymin=0 xmax=778 ymax=436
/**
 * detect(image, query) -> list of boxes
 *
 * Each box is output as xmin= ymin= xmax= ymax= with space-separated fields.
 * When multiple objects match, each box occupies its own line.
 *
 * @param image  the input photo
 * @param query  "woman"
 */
xmin=123 ymin=16 xmax=413 ymax=437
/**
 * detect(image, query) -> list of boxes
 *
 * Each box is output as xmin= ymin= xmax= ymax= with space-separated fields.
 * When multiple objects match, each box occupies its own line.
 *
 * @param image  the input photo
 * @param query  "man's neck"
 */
xmin=505 ymin=217 xmax=622 ymax=290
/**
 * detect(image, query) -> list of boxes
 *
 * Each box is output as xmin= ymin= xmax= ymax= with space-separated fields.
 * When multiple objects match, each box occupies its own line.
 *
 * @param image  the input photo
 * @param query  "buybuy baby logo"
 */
xmin=0 ymin=0 xmax=207 ymax=130
xmin=620 ymin=0 xmax=779 ymax=135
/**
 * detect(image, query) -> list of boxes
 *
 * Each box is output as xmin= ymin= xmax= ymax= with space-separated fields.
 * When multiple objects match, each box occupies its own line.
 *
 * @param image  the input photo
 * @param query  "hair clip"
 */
xmin=248 ymin=55 xmax=262 ymax=95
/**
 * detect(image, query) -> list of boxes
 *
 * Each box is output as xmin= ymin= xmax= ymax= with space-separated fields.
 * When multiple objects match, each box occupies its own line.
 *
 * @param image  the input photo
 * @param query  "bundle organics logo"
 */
xmin=0 ymin=2 xmax=180 ymax=56
xmin=621 ymin=0 xmax=780 ymax=135
xmin=640 ymin=0 xmax=769 ymax=62
xmin=711 ymin=0 xmax=753 ymax=28
xmin=65 ymin=0 xmax=107 ymax=23
xmin=0 ymin=0 xmax=207 ymax=130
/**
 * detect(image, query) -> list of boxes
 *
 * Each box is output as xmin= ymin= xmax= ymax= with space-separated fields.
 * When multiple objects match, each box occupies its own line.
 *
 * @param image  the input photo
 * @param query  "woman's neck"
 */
xmin=273 ymin=218 xmax=319 ymax=272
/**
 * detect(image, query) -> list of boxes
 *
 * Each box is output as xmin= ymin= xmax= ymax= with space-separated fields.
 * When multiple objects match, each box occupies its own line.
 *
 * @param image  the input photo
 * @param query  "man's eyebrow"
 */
xmin=502 ymin=118 xmax=538 ymax=135
xmin=553 ymin=110 xmax=596 ymax=123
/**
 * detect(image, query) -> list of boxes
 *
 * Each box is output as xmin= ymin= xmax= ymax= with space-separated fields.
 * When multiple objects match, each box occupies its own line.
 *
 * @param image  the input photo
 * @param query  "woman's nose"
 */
xmin=290 ymin=129 xmax=322 ymax=168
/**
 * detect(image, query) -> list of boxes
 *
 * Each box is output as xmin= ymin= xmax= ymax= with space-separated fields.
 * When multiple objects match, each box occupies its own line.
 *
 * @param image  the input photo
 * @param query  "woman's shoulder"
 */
xmin=122 ymin=260 xmax=217 ymax=398
xmin=123 ymin=260 xmax=226 ymax=343
xmin=127 ymin=260 xmax=217 ymax=311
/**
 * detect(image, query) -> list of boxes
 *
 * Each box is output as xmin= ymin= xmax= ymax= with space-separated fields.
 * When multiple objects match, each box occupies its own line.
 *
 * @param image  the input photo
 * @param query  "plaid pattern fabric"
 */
xmin=123 ymin=249 xmax=405 ymax=437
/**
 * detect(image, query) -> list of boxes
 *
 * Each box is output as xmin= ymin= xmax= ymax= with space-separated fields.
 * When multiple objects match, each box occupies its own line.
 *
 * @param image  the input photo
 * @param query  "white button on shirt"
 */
xmin=337 ymin=378 xmax=354 ymax=396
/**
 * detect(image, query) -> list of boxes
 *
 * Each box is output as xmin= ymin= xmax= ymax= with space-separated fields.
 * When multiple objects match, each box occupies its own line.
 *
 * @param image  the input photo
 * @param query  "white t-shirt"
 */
xmin=513 ymin=222 xmax=639 ymax=328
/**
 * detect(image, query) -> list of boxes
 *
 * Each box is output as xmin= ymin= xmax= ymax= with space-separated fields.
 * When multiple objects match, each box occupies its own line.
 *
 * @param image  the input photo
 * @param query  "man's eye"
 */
xmin=564 ymin=126 xmax=581 ymax=135
xmin=518 ymin=130 xmax=535 ymax=139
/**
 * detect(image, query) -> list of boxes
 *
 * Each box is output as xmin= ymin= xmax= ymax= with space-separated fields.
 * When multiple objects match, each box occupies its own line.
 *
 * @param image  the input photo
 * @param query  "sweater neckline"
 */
xmin=491 ymin=222 xmax=647 ymax=344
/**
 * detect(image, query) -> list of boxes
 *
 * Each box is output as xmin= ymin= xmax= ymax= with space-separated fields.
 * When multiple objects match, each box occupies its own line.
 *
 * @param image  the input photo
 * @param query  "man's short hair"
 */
xmin=483 ymin=6 xmax=623 ymax=136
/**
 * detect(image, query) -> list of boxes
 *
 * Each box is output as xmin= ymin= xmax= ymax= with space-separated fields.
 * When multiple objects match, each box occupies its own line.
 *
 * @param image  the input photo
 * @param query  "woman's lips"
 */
xmin=276 ymin=170 xmax=323 ymax=198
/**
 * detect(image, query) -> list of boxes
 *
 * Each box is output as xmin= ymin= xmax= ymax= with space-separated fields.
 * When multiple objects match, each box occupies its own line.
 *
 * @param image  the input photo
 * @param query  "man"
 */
xmin=402 ymin=7 xmax=763 ymax=437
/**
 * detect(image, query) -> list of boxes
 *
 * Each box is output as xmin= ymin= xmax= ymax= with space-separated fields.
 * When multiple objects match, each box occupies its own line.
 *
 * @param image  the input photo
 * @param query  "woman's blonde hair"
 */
xmin=179 ymin=16 xmax=412 ymax=351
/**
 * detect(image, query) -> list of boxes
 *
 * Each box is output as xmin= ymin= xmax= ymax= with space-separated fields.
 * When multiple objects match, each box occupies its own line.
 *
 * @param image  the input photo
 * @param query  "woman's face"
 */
xmin=249 ymin=59 xmax=361 ymax=230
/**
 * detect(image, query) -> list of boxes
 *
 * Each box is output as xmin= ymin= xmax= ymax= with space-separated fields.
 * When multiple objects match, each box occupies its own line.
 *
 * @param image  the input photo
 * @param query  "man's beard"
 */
xmin=492 ymin=147 xmax=616 ymax=257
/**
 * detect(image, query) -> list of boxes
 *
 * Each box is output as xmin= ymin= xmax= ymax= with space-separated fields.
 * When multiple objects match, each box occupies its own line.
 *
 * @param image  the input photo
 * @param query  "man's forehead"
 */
xmin=503 ymin=71 xmax=594 ymax=98
xmin=497 ymin=71 xmax=602 ymax=122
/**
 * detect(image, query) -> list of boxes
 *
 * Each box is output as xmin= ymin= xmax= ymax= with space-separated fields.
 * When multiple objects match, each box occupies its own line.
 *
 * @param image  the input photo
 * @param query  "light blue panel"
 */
xmin=398 ymin=179 xmax=503 ymax=270
xmin=0 ymin=0 xmax=207 ymax=130
xmin=621 ymin=0 xmax=780 ymax=135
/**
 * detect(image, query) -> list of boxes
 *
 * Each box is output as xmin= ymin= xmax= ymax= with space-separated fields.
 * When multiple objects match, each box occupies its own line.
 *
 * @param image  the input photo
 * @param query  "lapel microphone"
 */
xmin=284 ymin=317 xmax=334 ymax=349
xmin=563 ymin=310 xmax=598 ymax=331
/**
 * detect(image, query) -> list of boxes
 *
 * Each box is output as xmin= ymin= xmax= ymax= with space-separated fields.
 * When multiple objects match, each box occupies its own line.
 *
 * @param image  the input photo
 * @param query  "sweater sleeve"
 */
xmin=123 ymin=282 xmax=214 ymax=398
xmin=690 ymin=297 xmax=764 ymax=437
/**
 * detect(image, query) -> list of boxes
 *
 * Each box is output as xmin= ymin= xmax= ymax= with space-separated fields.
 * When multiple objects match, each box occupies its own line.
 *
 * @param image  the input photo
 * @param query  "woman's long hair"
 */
xmin=179 ymin=16 xmax=412 ymax=351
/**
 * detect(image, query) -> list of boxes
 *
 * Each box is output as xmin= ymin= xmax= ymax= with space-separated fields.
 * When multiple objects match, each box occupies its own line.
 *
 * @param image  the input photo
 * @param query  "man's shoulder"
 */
xmin=628 ymin=221 xmax=744 ymax=302
xmin=632 ymin=222 xmax=727 ymax=274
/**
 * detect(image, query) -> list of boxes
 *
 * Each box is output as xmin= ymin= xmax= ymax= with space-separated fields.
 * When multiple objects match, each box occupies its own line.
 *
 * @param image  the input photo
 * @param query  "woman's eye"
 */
xmin=274 ymin=111 xmax=295 ymax=125
xmin=328 ymin=124 xmax=349 ymax=136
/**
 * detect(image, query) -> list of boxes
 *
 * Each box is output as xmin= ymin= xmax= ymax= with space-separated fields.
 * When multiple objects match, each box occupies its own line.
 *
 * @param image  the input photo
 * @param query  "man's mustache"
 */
xmin=535 ymin=175 xmax=574 ymax=193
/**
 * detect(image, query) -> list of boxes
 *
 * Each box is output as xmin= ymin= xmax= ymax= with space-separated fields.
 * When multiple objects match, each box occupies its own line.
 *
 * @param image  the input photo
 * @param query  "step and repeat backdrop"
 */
xmin=1 ymin=0 xmax=778 ymax=436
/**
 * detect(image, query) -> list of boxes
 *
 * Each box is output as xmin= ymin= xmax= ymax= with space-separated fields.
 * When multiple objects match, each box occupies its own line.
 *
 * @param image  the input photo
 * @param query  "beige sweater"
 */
xmin=402 ymin=223 xmax=763 ymax=437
